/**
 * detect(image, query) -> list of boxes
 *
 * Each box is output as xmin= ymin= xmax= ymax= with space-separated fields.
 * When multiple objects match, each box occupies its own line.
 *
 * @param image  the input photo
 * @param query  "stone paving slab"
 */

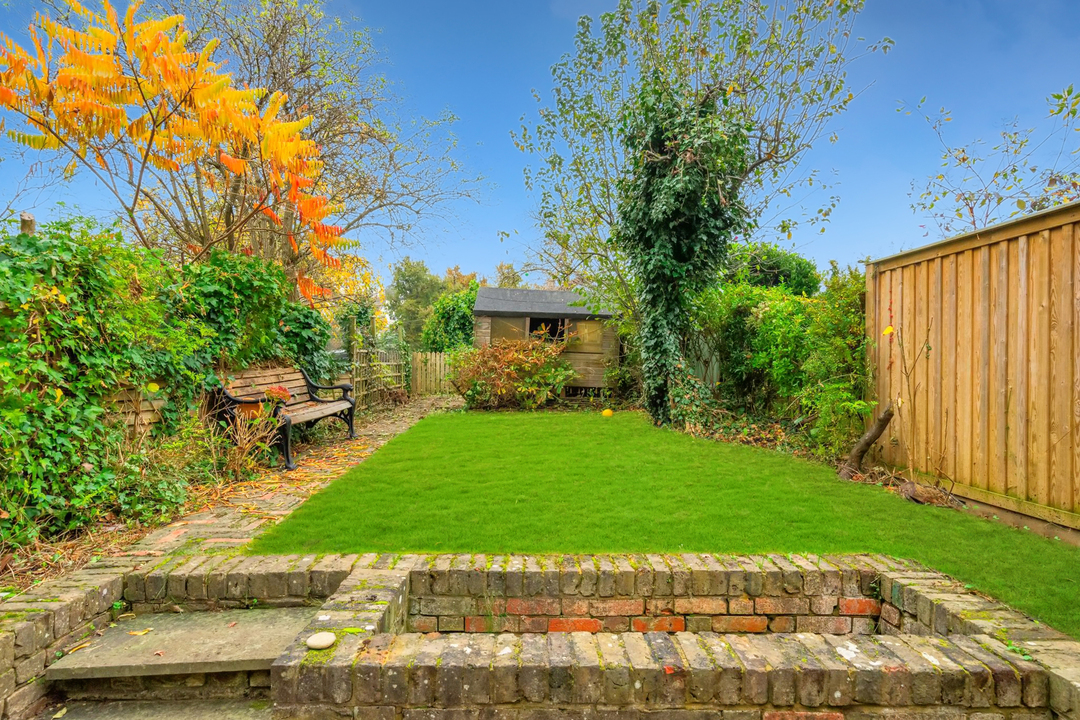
xmin=35 ymin=699 xmax=271 ymax=719
xmin=46 ymin=608 xmax=318 ymax=680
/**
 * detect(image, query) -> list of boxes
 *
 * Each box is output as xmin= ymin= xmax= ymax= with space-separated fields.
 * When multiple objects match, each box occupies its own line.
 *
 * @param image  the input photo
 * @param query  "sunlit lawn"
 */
xmin=251 ymin=410 xmax=1080 ymax=636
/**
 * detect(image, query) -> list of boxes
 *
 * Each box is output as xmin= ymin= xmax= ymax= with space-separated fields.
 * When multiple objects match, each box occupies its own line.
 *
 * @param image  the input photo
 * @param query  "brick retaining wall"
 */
xmin=405 ymin=554 xmax=895 ymax=635
xmin=4 ymin=553 xmax=1080 ymax=720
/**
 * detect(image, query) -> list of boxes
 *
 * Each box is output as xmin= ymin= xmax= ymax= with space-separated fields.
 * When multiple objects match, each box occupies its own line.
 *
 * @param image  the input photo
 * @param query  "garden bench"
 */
xmin=212 ymin=365 xmax=355 ymax=470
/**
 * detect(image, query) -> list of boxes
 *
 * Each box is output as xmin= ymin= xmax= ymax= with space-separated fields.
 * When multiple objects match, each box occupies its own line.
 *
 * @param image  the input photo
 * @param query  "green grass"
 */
xmin=251 ymin=411 xmax=1080 ymax=636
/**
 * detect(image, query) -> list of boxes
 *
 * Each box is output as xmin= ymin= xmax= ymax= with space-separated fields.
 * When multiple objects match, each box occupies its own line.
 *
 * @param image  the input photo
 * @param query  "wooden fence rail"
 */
xmin=867 ymin=200 xmax=1080 ymax=529
xmin=411 ymin=351 xmax=453 ymax=396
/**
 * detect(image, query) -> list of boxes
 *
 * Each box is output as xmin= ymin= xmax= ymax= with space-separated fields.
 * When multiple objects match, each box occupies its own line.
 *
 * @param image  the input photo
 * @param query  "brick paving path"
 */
xmin=112 ymin=395 xmax=462 ymax=560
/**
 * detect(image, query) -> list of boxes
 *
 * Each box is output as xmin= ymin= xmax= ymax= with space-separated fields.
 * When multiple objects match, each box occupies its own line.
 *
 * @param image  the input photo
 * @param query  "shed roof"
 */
xmin=473 ymin=287 xmax=612 ymax=319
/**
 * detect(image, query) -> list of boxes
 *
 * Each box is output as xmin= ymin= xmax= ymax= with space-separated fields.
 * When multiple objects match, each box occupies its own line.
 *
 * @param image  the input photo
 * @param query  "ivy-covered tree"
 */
xmin=617 ymin=75 xmax=750 ymax=425
xmin=516 ymin=0 xmax=890 ymax=322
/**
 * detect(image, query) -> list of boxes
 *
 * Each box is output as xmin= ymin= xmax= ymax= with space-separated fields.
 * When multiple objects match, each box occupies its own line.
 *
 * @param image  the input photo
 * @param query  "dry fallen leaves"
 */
xmin=127 ymin=628 xmax=153 ymax=636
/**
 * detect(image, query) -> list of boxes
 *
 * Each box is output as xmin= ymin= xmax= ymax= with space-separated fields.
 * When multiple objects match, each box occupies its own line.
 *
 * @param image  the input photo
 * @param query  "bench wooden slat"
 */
xmin=226 ymin=376 xmax=306 ymax=391
xmin=226 ymin=380 xmax=311 ymax=398
xmin=228 ymin=367 xmax=305 ymax=384
xmin=286 ymin=400 xmax=352 ymax=424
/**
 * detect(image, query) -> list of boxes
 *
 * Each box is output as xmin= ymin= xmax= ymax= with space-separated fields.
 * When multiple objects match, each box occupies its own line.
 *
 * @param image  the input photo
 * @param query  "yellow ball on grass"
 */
xmin=601 ymin=409 xmax=614 ymax=418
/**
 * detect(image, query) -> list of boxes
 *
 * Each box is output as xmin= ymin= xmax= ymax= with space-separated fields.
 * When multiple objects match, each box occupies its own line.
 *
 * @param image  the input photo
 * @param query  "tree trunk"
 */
xmin=839 ymin=401 xmax=894 ymax=480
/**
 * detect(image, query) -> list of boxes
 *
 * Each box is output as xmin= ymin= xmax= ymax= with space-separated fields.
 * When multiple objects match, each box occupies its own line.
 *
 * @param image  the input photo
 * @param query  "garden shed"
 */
xmin=473 ymin=287 xmax=618 ymax=388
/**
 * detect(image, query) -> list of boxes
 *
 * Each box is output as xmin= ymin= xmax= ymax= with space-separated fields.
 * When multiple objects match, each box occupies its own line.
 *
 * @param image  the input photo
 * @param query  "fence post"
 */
xmin=20 ymin=211 xmax=35 ymax=236
xmin=349 ymin=316 xmax=358 ymax=392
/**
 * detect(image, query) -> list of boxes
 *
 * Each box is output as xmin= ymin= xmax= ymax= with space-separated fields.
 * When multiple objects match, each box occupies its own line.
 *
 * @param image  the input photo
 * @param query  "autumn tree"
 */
xmin=144 ymin=0 xmax=483 ymax=289
xmin=909 ymin=91 xmax=1080 ymax=237
xmin=495 ymin=262 xmax=523 ymax=288
xmin=516 ymin=0 xmax=891 ymax=320
xmin=0 ymin=0 xmax=349 ymax=300
xmin=446 ymin=265 xmax=488 ymax=292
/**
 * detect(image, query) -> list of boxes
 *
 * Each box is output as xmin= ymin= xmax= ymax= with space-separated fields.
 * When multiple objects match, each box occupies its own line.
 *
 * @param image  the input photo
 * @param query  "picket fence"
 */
xmin=411 ymin=351 xmax=453 ymax=396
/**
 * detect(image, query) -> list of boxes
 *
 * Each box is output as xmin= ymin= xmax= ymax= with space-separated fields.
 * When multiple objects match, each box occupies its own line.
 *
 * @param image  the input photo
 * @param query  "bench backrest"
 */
xmin=221 ymin=366 xmax=312 ymax=407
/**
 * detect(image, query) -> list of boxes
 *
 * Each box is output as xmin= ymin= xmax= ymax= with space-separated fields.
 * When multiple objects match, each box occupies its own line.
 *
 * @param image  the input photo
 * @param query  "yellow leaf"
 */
xmin=146 ymin=382 xmax=160 ymax=393
xmin=54 ymin=388 xmax=63 ymax=401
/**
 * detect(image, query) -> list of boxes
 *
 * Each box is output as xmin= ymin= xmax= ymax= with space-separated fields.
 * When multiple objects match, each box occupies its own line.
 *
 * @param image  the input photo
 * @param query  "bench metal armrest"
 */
xmin=300 ymin=367 xmax=353 ymax=402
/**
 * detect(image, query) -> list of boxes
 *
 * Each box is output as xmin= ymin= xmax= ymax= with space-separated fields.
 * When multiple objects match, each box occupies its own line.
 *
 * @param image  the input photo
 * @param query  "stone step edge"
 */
xmin=272 ymin=630 xmax=1046 ymax=710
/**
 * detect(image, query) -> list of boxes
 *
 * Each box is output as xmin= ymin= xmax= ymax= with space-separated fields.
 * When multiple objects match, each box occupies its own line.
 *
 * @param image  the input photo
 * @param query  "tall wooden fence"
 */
xmin=867 ymin=201 xmax=1080 ymax=529
xmin=411 ymin=351 xmax=453 ymax=395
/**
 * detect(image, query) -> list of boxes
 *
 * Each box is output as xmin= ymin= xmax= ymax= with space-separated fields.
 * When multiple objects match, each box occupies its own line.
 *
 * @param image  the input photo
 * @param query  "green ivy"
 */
xmin=616 ymin=74 xmax=750 ymax=424
xmin=420 ymin=281 xmax=478 ymax=352
xmin=0 ymin=220 xmax=336 ymax=548
xmin=177 ymin=250 xmax=334 ymax=379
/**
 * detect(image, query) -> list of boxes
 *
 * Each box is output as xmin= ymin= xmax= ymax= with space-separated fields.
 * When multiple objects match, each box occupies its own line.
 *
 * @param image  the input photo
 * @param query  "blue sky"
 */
xmin=5 ymin=0 xmax=1080 ymax=283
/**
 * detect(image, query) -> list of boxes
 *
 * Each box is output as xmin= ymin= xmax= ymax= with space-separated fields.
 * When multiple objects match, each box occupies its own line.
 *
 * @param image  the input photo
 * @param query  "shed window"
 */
xmin=491 ymin=316 xmax=526 ymax=342
xmin=529 ymin=317 xmax=566 ymax=341
xmin=567 ymin=320 xmax=603 ymax=352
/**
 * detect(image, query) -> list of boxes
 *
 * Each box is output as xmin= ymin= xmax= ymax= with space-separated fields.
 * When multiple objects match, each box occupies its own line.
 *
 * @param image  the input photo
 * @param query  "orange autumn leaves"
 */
xmin=0 ymin=0 xmax=343 ymax=301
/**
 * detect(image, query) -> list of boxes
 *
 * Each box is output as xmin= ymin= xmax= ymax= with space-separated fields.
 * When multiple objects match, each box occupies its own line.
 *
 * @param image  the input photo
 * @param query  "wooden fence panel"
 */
xmin=868 ymin=201 xmax=1080 ymax=528
xmin=411 ymin=352 xmax=453 ymax=395
xmin=343 ymin=349 xmax=406 ymax=409
xmin=105 ymin=387 xmax=166 ymax=434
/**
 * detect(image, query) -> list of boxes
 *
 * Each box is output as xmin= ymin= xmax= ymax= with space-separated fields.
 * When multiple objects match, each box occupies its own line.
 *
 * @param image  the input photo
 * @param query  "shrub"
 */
xmin=687 ymin=262 xmax=870 ymax=458
xmin=723 ymin=241 xmax=821 ymax=296
xmin=449 ymin=339 xmax=578 ymax=410
xmin=277 ymin=301 xmax=335 ymax=381
xmin=797 ymin=263 xmax=873 ymax=457
xmin=0 ymin=220 xmax=207 ymax=545
xmin=690 ymin=282 xmax=813 ymax=412
xmin=178 ymin=250 xmax=335 ymax=378
xmin=420 ymin=281 xmax=478 ymax=352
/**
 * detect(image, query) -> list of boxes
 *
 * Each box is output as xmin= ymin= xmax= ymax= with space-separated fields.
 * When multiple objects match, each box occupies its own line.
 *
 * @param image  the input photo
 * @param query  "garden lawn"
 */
xmin=251 ymin=411 xmax=1080 ymax=636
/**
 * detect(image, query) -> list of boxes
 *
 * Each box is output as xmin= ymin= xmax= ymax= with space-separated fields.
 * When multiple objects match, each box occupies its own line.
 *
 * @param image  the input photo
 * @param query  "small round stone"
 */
xmin=306 ymin=632 xmax=336 ymax=650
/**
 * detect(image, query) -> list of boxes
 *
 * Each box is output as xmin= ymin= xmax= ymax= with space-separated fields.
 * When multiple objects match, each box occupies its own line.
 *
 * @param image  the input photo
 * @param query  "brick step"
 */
xmin=46 ymin=607 xmax=317 ymax=701
xmin=276 ymin=630 xmax=1050 ymax=712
